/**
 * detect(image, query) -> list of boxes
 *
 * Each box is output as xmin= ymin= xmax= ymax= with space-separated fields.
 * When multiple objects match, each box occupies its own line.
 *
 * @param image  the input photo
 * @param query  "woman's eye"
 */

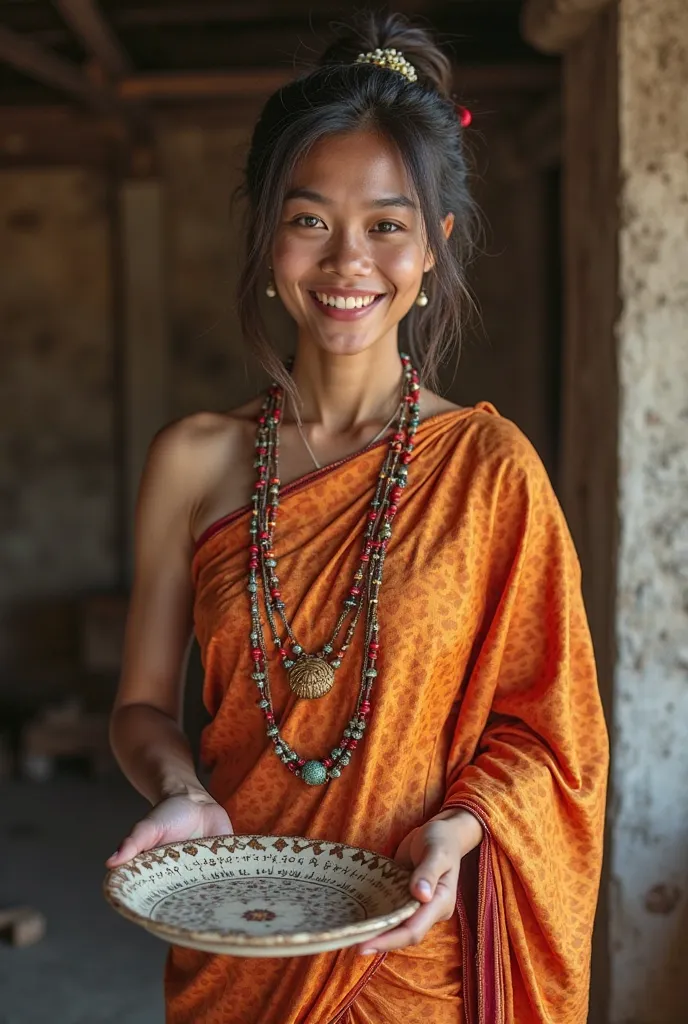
xmin=294 ymin=215 xmax=323 ymax=228
xmin=374 ymin=221 xmax=402 ymax=233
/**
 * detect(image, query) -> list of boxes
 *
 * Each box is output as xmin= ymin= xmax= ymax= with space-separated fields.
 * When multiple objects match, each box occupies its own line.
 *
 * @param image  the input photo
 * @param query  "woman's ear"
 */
xmin=423 ymin=213 xmax=456 ymax=272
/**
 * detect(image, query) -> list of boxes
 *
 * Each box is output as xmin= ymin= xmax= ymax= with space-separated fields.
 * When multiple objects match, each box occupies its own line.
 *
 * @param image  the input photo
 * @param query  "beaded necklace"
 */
xmin=247 ymin=353 xmax=421 ymax=786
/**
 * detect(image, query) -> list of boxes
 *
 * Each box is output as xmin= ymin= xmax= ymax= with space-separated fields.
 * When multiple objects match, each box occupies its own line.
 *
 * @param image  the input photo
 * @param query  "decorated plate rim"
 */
xmin=103 ymin=833 xmax=420 ymax=947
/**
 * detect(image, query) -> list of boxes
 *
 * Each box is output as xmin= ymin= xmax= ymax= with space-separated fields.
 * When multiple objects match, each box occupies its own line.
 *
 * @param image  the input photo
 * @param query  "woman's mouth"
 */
xmin=308 ymin=290 xmax=386 ymax=320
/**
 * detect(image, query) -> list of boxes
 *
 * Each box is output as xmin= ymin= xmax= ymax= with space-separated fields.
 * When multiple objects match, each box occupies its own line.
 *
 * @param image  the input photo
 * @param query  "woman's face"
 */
xmin=271 ymin=129 xmax=451 ymax=357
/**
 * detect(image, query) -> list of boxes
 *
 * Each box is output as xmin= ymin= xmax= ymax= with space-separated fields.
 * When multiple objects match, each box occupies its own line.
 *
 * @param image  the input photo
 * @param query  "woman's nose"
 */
xmin=319 ymin=231 xmax=372 ymax=278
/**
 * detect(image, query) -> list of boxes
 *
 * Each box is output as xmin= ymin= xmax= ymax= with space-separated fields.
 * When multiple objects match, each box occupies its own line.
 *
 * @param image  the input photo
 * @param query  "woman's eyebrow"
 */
xmin=284 ymin=187 xmax=416 ymax=210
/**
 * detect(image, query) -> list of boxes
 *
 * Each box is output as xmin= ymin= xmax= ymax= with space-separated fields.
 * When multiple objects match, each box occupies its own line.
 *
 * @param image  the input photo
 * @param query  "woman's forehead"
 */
xmin=286 ymin=131 xmax=414 ymax=202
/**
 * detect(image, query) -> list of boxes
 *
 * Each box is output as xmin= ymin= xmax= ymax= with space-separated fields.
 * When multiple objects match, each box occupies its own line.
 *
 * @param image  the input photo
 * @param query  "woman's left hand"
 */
xmin=358 ymin=808 xmax=483 ymax=955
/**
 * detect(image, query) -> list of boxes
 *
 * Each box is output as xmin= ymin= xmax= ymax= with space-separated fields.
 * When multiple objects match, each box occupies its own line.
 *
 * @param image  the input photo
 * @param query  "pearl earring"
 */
xmin=415 ymin=288 xmax=429 ymax=307
xmin=266 ymin=277 xmax=276 ymax=298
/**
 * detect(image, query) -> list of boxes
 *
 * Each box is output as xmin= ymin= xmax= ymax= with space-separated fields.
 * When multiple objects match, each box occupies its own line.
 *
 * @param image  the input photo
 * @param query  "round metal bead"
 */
xmin=301 ymin=760 xmax=328 ymax=786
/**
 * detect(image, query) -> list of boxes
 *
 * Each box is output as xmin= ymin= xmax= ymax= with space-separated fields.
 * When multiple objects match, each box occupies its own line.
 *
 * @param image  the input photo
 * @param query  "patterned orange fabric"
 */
xmin=165 ymin=404 xmax=608 ymax=1024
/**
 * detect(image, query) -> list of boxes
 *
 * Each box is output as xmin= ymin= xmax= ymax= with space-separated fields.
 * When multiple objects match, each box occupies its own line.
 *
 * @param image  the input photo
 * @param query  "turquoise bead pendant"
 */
xmin=301 ymin=760 xmax=328 ymax=786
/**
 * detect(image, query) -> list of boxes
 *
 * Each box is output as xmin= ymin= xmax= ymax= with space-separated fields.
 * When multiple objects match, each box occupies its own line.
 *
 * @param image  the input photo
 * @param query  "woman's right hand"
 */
xmin=106 ymin=791 xmax=233 ymax=869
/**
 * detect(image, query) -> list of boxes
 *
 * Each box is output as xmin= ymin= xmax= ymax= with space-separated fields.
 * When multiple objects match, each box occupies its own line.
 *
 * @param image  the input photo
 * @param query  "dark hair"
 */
xmin=237 ymin=11 xmax=478 ymax=392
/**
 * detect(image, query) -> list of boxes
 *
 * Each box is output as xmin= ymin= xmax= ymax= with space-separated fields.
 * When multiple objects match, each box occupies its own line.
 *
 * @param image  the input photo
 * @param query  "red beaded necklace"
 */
xmin=247 ymin=353 xmax=421 ymax=786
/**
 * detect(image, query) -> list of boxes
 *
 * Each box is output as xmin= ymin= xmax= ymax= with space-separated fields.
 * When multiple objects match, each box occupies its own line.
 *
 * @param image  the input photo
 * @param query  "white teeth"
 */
xmin=313 ymin=291 xmax=379 ymax=309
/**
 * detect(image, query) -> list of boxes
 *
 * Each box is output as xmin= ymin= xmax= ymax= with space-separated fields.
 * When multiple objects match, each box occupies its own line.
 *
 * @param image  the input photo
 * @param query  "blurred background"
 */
xmin=0 ymin=1 xmax=686 ymax=1022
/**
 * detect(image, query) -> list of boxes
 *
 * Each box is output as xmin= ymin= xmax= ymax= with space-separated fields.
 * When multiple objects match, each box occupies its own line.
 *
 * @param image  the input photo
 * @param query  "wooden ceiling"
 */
xmin=0 ymin=0 xmax=555 ymax=107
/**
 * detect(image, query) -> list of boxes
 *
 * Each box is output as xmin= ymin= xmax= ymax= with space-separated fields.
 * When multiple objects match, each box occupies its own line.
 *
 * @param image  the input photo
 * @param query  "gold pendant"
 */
xmin=288 ymin=656 xmax=335 ymax=699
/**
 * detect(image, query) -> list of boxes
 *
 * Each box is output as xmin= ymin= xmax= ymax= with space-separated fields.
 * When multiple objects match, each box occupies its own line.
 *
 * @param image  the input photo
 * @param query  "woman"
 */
xmin=107 ymin=12 xmax=608 ymax=1024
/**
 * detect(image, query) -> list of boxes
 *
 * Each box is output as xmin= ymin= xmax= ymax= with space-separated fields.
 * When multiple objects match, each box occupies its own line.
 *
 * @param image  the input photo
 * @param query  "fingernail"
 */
xmin=418 ymin=879 xmax=432 ymax=896
xmin=360 ymin=948 xmax=378 ymax=955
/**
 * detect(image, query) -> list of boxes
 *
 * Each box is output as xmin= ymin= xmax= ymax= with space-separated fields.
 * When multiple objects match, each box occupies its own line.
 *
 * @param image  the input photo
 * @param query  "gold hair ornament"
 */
xmin=355 ymin=47 xmax=418 ymax=83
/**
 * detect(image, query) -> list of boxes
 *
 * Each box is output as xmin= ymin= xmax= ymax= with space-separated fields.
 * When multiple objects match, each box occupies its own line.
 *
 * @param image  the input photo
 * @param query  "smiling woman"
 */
xmin=271 ymin=131 xmax=454 ymax=346
xmin=107 ymin=9 xmax=608 ymax=1024
xmin=237 ymin=15 xmax=478 ymax=395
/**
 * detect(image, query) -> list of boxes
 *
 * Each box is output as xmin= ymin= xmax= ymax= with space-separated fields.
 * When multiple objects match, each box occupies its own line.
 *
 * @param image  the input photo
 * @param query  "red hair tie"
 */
xmin=456 ymin=105 xmax=472 ymax=128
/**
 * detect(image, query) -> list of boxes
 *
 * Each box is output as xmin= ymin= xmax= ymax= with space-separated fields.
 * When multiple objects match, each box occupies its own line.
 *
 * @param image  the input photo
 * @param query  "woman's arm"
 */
xmin=107 ymin=421 xmax=232 ymax=866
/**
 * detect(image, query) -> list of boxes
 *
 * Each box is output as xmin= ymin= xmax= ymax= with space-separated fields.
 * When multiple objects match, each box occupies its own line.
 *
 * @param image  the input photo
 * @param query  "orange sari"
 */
xmin=165 ymin=404 xmax=608 ymax=1024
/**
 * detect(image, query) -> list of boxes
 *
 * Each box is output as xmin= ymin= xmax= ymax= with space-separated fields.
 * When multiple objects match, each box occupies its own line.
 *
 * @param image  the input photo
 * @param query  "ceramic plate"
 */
xmin=104 ymin=834 xmax=419 ymax=957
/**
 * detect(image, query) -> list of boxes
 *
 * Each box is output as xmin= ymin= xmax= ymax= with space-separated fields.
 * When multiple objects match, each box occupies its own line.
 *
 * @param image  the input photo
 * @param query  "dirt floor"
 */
xmin=0 ymin=774 xmax=166 ymax=1024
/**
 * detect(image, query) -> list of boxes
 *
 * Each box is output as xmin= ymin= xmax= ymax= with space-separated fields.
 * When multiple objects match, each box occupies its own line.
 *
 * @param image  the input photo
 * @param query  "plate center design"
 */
xmin=242 ymin=908 xmax=276 ymax=922
xmin=151 ymin=878 xmax=368 ymax=935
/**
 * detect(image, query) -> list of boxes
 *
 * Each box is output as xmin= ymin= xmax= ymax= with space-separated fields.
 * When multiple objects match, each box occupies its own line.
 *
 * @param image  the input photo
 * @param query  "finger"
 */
xmin=359 ymin=886 xmax=455 ymax=955
xmin=393 ymin=827 xmax=418 ymax=868
xmin=410 ymin=844 xmax=455 ymax=902
xmin=105 ymin=819 xmax=162 ymax=867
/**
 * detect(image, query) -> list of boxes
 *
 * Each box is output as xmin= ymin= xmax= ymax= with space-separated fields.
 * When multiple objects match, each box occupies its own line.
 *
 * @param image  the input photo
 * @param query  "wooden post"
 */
xmin=559 ymin=7 xmax=619 ymax=1023
xmin=118 ymin=175 xmax=170 ymax=580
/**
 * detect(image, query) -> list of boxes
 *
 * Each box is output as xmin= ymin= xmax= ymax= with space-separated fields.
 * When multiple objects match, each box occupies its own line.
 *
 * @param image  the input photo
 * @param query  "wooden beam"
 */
xmin=559 ymin=9 xmax=619 ymax=1018
xmin=0 ymin=23 xmax=113 ymax=110
xmin=54 ymin=0 xmax=132 ymax=79
xmin=117 ymin=63 xmax=559 ymax=104
xmin=0 ymin=105 xmax=124 ymax=167
xmin=521 ymin=0 xmax=615 ymax=54
xmin=454 ymin=63 xmax=559 ymax=94
xmin=118 ymin=180 xmax=170 ymax=580
xmin=118 ymin=68 xmax=293 ymax=102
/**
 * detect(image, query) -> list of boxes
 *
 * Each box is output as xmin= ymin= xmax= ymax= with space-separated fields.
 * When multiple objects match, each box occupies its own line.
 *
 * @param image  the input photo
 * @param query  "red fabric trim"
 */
xmin=192 ymin=406 xmax=489 ymax=556
xmin=447 ymin=801 xmax=505 ymax=1024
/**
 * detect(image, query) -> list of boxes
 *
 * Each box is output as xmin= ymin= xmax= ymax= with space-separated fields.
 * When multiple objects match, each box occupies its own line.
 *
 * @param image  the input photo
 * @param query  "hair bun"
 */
xmin=319 ymin=11 xmax=454 ymax=101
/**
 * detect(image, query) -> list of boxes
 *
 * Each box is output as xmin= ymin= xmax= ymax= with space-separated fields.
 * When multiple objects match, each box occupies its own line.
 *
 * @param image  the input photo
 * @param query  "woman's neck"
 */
xmin=287 ymin=335 xmax=404 ymax=433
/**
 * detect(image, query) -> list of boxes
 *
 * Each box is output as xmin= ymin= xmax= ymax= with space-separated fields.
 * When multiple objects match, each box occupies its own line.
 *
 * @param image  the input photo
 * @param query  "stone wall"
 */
xmin=612 ymin=0 xmax=688 ymax=1018
xmin=0 ymin=170 xmax=116 ymax=678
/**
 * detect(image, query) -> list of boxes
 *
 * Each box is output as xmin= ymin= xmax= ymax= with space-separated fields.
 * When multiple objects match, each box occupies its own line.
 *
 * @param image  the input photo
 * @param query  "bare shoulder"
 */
xmin=140 ymin=398 xmax=263 ymax=513
xmin=148 ymin=399 xmax=260 ymax=473
xmin=418 ymin=388 xmax=464 ymax=419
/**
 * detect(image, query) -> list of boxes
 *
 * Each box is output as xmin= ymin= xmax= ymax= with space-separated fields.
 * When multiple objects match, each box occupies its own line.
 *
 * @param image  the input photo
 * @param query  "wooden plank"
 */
xmin=118 ymin=179 xmax=170 ymax=579
xmin=118 ymin=68 xmax=296 ymax=102
xmin=559 ymin=7 xmax=619 ymax=1023
xmin=0 ymin=105 xmax=123 ymax=167
xmin=488 ymin=92 xmax=561 ymax=179
xmin=521 ymin=0 xmax=615 ymax=53
xmin=117 ymin=64 xmax=559 ymax=104
xmin=0 ymin=23 xmax=113 ymax=110
xmin=453 ymin=63 xmax=559 ymax=94
xmin=54 ymin=0 xmax=132 ymax=78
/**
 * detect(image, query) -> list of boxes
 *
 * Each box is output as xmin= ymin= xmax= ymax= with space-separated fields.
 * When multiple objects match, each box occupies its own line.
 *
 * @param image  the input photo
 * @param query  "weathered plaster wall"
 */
xmin=157 ymin=125 xmax=266 ymax=418
xmin=0 ymin=170 xmax=116 ymax=673
xmin=612 ymin=0 xmax=688 ymax=1019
